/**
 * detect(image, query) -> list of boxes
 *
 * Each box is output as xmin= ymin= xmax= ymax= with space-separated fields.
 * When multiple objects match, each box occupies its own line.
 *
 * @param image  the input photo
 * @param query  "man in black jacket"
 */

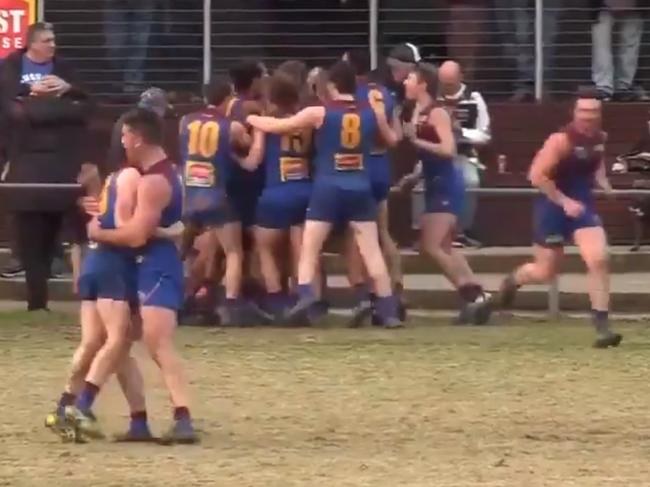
xmin=0 ymin=22 xmax=92 ymax=311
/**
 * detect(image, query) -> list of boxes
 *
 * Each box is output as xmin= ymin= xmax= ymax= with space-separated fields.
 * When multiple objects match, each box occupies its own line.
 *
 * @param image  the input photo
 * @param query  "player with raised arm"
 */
xmin=240 ymin=71 xmax=314 ymax=320
xmin=344 ymin=49 xmax=405 ymax=326
xmin=248 ymin=60 xmax=402 ymax=327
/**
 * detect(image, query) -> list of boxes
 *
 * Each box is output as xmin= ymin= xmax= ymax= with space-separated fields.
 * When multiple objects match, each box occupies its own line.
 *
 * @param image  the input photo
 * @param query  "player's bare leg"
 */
xmin=111 ymin=351 xmax=155 ymax=442
xmin=377 ymin=200 xmax=405 ymax=318
xmin=255 ymin=226 xmax=286 ymax=318
xmin=140 ymin=306 xmax=197 ymax=443
xmin=66 ymin=299 xmax=132 ymax=439
xmin=422 ymin=213 xmax=491 ymax=324
xmin=574 ymin=227 xmax=621 ymax=348
xmin=350 ymin=220 xmax=401 ymax=328
xmin=46 ymin=301 xmax=105 ymax=433
xmin=216 ymin=221 xmax=269 ymax=324
xmin=344 ymin=230 xmax=374 ymax=327
xmin=286 ymin=220 xmax=332 ymax=323
xmin=290 ymin=224 xmax=326 ymax=321
xmin=499 ymin=245 xmax=563 ymax=309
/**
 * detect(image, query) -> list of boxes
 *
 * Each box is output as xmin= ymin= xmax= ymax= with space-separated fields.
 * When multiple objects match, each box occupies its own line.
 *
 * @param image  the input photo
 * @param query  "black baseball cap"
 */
xmin=387 ymin=43 xmax=421 ymax=65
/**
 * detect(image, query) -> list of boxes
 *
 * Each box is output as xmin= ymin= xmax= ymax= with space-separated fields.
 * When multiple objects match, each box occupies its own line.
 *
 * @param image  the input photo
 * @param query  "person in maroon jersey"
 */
xmin=499 ymin=88 xmax=622 ymax=348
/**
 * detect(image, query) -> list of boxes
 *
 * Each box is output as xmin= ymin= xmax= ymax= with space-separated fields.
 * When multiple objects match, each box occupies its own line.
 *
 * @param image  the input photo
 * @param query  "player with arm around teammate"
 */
xmin=87 ymin=109 xmax=197 ymax=443
xmin=179 ymin=77 xmax=269 ymax=326
xmin=239 ymin=71 xmax=314 ymax=321
xmin=49 ymin=163 xmax=184 ymax=442
xmin=47 ymin=166 xmax=155 ymax=442
xmin=498 ymin=89 xmax=621 ymax=349
xmin=343 ymin=49 xmax=406 ymax=326
xmin=248 ymin=60 xmax=402 ymax=327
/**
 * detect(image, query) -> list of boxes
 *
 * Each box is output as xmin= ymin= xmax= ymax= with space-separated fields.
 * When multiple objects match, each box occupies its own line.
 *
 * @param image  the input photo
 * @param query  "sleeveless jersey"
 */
xmin=225 ymin=94 xmax=265 ymax=217
xmin=263 ymin=127 xmax=311 ymax=188
xmin=139 ymin=158 xmax=183 ymax=258
xmin=355 ymin=80 xmax=395 ymax=156
xmin=179 ymin=108 xmax=232 ymax=212
xmin=97 ymin=170 xmax=122 ymax=230
xmin=550 ymin=123 xmax=606 ymax=203
xmin=225 ymin=96 xmax=245 ymax=122
xmin=415 ymin=104 xmax=456 ymax=181
xmin=313 ymin=99 xmax=377 ymax=189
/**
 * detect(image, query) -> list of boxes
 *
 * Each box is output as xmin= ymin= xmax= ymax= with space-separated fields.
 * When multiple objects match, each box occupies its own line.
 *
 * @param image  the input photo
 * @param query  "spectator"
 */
xmin=438 ymin=60 xmax=491 ymax=248
xmin=591 ymin=0 xmax=648 ymax=101
xmin=493 ymin=0 xmax=560 ymax=101
xmin=447 ymin=0 xmax=488 ymax=82
xmin=0 ymin=22 xmax=92 ymax=311
xmin=374 ymin=42 xmax=421 ymax=103
xmin=103 ymin=0 xmax=155 ymax=94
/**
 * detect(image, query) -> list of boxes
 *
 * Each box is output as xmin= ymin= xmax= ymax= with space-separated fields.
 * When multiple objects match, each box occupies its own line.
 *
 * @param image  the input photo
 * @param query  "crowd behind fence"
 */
xmin=41 ymin=1 xmax=650 ymax=102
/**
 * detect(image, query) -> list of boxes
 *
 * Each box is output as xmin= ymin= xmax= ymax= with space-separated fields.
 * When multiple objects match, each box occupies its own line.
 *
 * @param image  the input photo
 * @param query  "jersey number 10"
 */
xmin=187 ymin=120 xmax=221 ymax=159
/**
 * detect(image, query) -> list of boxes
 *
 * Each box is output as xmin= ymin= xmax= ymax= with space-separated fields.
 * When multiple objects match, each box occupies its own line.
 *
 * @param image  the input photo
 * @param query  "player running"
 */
xmin=498 ymin=89 xmax=622 ymax=348
xmin=248 ymin=60 xmax=401 ymax=327
xmin=85 ymin=108 xmax=197 ymax=443
xmin=401 ymin=63 xmax=492 ymax=325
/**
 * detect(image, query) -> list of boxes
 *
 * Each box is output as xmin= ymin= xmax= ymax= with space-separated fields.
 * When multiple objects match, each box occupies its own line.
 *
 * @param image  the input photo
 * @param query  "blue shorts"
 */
xmin=228 ymin=168 xmax=264 ymax=228
xmin=136 ymin=244 xmax=184 ymax=311
xmin=368 ymin=155 xmax=391 ymax=203
xmin=423 ymin=169 xmax=465 ymax=217
xmin=78 ymin=245 xmax=137 ymax=303
xmin=533 ymin=197 xmax=602 ymax=246
xmin=306 ymin=182 xmax=377 ymax=224
xmin=184 ymin=197 xmax=239 ymax=228
xmin=230 ymin=194 xmax=257 ymax=228
xmin=256 ymin=182 xmax=312 ymax=229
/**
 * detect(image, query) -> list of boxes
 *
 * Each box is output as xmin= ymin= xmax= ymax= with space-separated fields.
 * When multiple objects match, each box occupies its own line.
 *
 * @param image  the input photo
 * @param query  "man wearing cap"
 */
xmin=374 ymin=42 xmax=422 ymax=104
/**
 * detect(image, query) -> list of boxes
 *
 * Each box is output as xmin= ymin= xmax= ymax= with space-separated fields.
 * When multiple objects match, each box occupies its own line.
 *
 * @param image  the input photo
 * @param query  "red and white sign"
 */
xmin=0 ymin=0 xmax=36 ymax=59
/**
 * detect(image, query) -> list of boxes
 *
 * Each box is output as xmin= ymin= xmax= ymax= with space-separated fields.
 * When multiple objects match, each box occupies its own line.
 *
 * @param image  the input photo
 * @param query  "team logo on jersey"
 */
xmin=280 ymin=157 xmax=309 ymax=182
xmin=185 ymin=161 xmax=215 ymax=187
xmin=335 ymin=153 xmax=363 ymax=172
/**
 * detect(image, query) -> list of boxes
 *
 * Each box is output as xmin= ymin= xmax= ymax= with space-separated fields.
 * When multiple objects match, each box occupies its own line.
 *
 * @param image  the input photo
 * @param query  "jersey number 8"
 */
xmin=187 ymin=120 xmax=220 ymax=159
xmin=340 ymin=113 xmax=361 ymax=149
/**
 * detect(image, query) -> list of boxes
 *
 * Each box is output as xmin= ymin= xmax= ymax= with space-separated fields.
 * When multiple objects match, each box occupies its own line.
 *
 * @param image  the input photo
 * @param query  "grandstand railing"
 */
xmin=38 ymin=1 xmax=648 ymax=102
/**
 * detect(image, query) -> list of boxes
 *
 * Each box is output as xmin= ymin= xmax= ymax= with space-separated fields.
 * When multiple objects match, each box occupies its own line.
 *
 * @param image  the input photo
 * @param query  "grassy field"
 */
xmin=1 ymin=311 xmax=650 ymax=486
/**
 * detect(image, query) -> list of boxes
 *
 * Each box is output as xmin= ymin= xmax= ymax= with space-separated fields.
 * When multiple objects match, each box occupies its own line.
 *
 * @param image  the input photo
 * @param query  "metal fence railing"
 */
xmin=44 ymin=0 xmax=203 ymax=101
xmin=37 ymin=1 xmax=649 ymax=103
xmin=210 ymin=3 xmax=370 ymax=76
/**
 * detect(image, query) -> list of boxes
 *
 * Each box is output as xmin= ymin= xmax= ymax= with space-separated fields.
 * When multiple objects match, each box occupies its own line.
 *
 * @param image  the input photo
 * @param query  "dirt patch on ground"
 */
xmin=0 ymin=313 xmax=649 ymax=486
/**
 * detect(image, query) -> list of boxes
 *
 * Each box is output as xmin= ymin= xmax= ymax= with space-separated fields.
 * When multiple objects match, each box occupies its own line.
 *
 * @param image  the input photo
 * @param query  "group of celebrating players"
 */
xmin=43 ymin=46 xmax=623 ymax=445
